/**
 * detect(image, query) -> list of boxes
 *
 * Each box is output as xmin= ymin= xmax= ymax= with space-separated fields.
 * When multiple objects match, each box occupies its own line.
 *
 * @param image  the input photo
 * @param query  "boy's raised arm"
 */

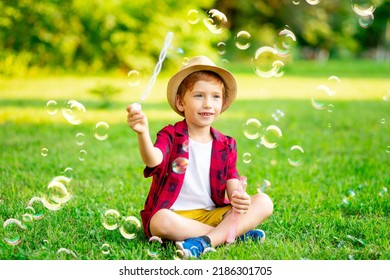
xmin=127 ymin=104 xmax=163 ymax=168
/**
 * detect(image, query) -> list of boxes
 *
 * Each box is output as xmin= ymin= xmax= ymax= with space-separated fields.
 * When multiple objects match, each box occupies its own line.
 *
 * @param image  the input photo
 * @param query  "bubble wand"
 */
xmin=226 ymin=176 xmax=247 ymax=243
xmin=132 ymin=31 xmax=174 ymax=111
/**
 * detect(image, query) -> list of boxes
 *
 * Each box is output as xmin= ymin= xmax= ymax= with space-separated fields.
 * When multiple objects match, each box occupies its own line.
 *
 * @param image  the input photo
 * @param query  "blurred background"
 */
xmin=0 ymin=0 xmax=389 ymax=77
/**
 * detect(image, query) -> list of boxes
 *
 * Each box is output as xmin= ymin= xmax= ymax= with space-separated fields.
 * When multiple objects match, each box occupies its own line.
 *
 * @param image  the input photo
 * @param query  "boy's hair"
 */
xmin=177 ymin=71 xmax=226 ymax=101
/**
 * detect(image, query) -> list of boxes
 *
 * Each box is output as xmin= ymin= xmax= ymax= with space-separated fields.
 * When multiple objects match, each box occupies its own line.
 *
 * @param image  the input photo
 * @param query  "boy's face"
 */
xmin=176 ymin=79 xmax=224 ymax=128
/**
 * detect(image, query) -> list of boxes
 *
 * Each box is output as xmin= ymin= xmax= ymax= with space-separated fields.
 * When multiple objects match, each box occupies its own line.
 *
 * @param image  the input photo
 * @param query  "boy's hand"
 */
xmin=126 ymin=104 xmax=148 ymax=134
xmin=231 ymin=191 xmax=251 ymax=214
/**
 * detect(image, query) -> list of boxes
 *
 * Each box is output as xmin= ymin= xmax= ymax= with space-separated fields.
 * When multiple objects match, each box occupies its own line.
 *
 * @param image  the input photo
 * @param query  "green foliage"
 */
xmin=1 ymin=0 xmax=389 ymax=76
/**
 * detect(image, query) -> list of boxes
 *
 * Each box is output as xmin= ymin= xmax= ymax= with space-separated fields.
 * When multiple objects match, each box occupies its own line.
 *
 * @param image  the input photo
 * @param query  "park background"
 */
xmin=0 ymin=0 xmax=389 ymax=260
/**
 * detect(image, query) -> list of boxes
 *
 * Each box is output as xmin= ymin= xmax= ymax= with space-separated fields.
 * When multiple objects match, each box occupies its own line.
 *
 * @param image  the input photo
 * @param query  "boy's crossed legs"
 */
xmin=149 ymin=192 xmax=274 ymax=257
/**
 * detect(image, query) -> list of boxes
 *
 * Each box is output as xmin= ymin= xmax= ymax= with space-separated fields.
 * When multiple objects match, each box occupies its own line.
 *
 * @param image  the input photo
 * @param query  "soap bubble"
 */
xmin=75 ymin=132 xmax=85 ymax=146
xmin=275 ymin=27 xmax=296 ymax=56
xmin=27 ymin=197 xmax=46 ymax=220
xmin=56 ymin=248 xmax=77 ymax=259
xmin=242 ymin=152 xmax=252 ymax=164
xmin=306 ymin=0 xmax=320 ymax=5
xmin=94 ymin=121 xmax=110 ymax=141
xmin=147 ymin=236 xmax=163 ymax=258
xmin=41 ymin=147 xmax=49 ymax=157
xmin=288 ymin=145 xmax=304 ymax=167
xmin=119 ymin=216 xmax=141 ymax=239
xmin=351 ymin=0 xmax=376 ymax=17
xmin=102 ymin=209 xmax=121 ymax=230
xmin=172 ymin=157 xmax=188 ymax=174
xmin=62 ymin=100 xmax=86 ymax=125
xmin=203 ymin=9 xmax=228 ymax=34
xmin=101 ymin=243 xmax=111 ymax=255
xmin=272 ymin=109 xmax=285 ymax=122
xmin=252 ymin=46 xmax=284 ymax=78
xmin=257 ymin=179 xmax=271 ymax=193
xmin=234 ymin=30 xmax=251 ymax=50
xmin=217 ymin=42 xmax=227 ymax=55
xmin=127 ymin=70 xmax=141 ymax=87
xmin=260 ymin=125 xmax=282 ymax=149
xmin=187 ymin=9 xmax=200 ymax=24
xmin=379 ymin=187 xmax=387 ymax=197
xmin=242 ymin=118 xmax=262 ymax=140
xmin=78 ymin=149 xmax=87 ymax=161
xmin=3 ymin=218 xmax=27 ymax=246
xmin=46 ymin=100 xmax=58 ymax=115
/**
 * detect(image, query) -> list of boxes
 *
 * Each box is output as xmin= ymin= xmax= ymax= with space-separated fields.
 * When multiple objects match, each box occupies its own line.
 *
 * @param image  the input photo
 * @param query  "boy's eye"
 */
xmin=213 ymin=95 xmax=222 ymax=99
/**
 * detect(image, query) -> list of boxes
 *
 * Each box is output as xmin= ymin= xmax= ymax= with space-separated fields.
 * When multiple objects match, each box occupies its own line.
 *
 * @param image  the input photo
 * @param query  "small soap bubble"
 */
xmin=272 ymin=109 xmax=285 ymax=122
xmin=45 ymin=176 xmax=72 ymax=205
xmin=342 ymin=190 xmax=356 ymax=205
xmin=288 ymin=145 xmax=304 ymax=167
xmin=182 ymin=139 xmax=189 ymax=153
xmin=101 ymin=243 xmax=111 ymax=255
xmin=56 ymin=248 xmax=77 ymax=259
xmin=327 ymin=104 xmax=334 ymax=113
xmin=379 ymin=187 xmax=387 ymax=197
xmin=76 ymin=132 xmax=85 ymax=146
xmin=78 ymin=149 xmax=87 ymax=161
xmin=94 ymin=121 xmax=110 ymax=141
xmin=234 ymin=30 xmax=251 ymax=50
xmin=257 ymin=179 xmax=271 ymax=193
xmin=383 ymin=90 xmax=390 ymax=102
xmin=127 ymin=70 xmax=141 ymax=87
xmin=62 ymin=100 xmax=86 ymax=125
xmin=22 ymin=213 xmax=33 ymax=223
xmin=119 ymin=216 xmax=141 ymax=239
xmin=61 ymin=167 xmax=74 ymax=178
xmin=242 ymin=152 xmax=252 ymax=164
xmin=386 ymin=146 xmax=390 ymax=154
xmin=380 ymin=118 xmax=386 ymax=125
xmin=260 ymin=125 xmax=282 ymax=149
xmin=172 ymin=157 xmax=188 ymax=174
xmin=275 ymin=27 xmax=296 ymax=56
xmin=359 ymin=14 xmax=374 ymax=28
xmin=306 ymin=0 xmax=320 ymax=5
xmin=182 ymin=57 xmax=190 ymax=65
xmin=27 ymin=197 xmax=46 ymax=220
xmin=3 ymin=218 xmax=27 ymax=246
xmin=147 ymin=236 xmax=163 ymax=258
xmin=252 ymin=46 xmax=284 ymax=78
xmin=102 ymin=209 xmax=121 ymax=230
xmin=203 ymin=9 xmax=228 ymax=34
xmin=242 ymin=118 xmax=262 ymax=140
xmin=173 ymin=249 xmax=185 ymax=260
xmin=187 ymin=9 xmax=200 ymax=24
xmin=217 ymin=42 xmax=226 ymax=55
xmin=46 ymin=100 xmax=58 ymax=115
xmin=292 ymin=0 xmax=300 ymax=5
xmin=351 ymin=0 xmax=376 ymax=17
xmin=41 ymin=147 xmax=49 ymax=157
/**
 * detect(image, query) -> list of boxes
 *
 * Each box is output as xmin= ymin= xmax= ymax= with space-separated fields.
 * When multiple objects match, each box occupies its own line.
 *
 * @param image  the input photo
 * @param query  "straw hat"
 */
xmin=167 ymin=56 xmax=237 ymax=116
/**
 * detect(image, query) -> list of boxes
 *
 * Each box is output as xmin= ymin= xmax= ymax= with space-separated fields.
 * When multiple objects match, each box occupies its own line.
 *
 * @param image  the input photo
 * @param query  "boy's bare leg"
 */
xmin=149 ymin=192 xmax=273 ymax=246
xmin=207 ymin=192 xmax=274 ymax=246
xmin=150 ymin=209 xmax=215 ymax=241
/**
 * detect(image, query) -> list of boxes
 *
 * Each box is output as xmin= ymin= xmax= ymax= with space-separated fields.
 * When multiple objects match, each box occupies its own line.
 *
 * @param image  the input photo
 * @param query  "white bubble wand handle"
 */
xmin=226 ymin=176 xmax=247 ymax=243
xmin=132 ymin=32 xmax=174 ymax=111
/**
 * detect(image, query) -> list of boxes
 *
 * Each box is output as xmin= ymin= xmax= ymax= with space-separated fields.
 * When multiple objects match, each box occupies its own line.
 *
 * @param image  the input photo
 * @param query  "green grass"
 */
xmin=0 ymin=68 xmax=389 ymax=260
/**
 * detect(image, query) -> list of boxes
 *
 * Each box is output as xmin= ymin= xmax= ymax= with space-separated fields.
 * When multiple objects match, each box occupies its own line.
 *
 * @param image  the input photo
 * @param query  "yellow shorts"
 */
xmin=173 ymin=205 xmax=232 ymax=227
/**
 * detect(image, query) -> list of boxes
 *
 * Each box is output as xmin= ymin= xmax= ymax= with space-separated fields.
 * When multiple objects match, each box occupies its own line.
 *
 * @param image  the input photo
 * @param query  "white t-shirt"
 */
xmin=170 ymin=138 xmax=216 ymax=210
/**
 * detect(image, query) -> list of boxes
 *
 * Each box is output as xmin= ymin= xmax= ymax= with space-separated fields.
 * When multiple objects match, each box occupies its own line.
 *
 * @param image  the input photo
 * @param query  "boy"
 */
xmin=127 ymin=56 xmax=273 ymax=258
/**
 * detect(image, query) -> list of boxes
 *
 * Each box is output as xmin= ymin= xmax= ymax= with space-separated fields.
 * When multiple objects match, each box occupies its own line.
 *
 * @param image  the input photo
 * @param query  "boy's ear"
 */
xmin=176 ymin=95 xmax=185 ymax=113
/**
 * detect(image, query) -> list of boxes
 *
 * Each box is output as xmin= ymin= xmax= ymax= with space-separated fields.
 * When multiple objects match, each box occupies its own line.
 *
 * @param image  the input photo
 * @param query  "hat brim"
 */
xmin=167 ymin=64 xmax=237 ymax=116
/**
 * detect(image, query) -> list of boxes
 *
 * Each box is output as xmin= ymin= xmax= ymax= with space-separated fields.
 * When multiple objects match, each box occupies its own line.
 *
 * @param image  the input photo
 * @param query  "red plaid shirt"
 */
xmin=140 ymin=120 xmax=239 ymax=238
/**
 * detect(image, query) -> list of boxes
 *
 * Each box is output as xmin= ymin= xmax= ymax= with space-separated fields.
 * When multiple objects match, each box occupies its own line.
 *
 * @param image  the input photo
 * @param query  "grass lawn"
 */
xmin=0 ymin=60 xmax=389 ymax=260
